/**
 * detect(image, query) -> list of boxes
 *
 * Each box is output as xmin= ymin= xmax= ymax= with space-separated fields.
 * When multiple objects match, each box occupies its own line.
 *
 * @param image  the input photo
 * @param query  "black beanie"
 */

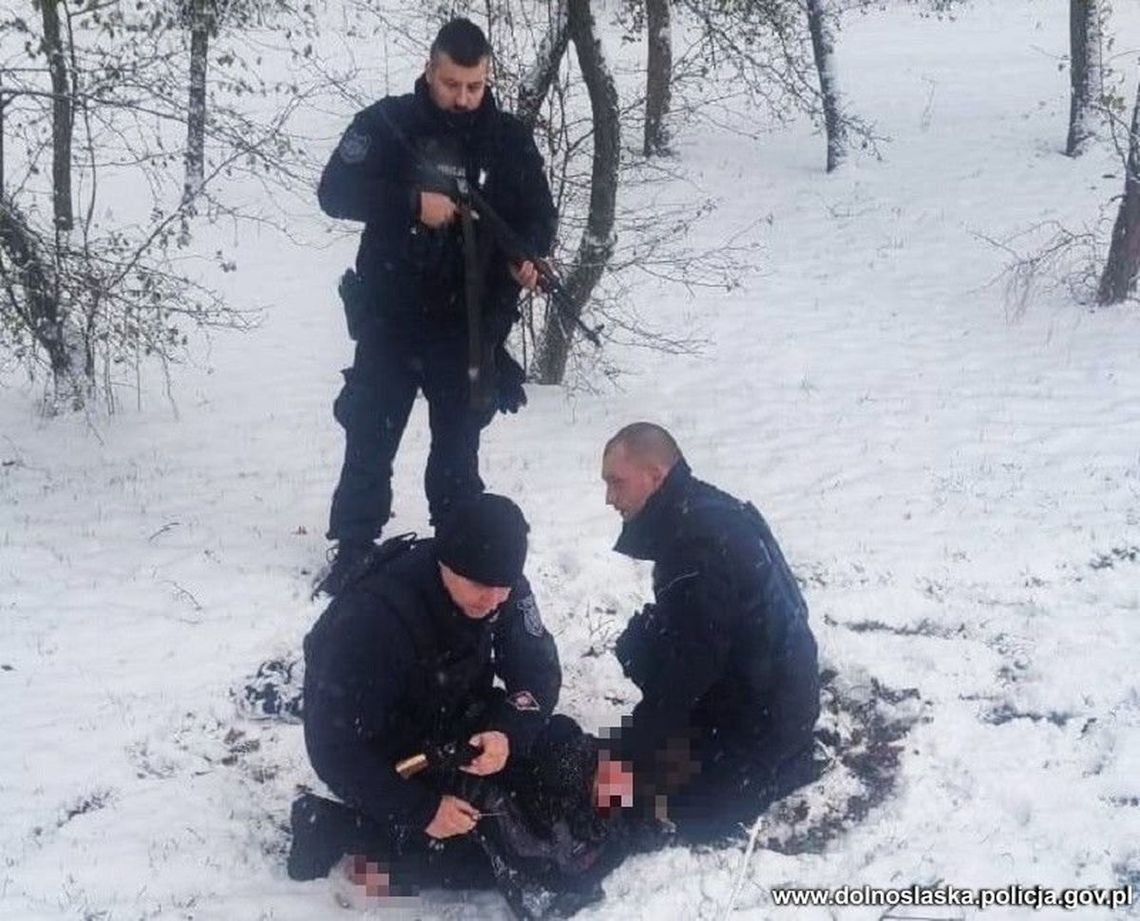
xmin=436 ymin=493 xmax=529 ymax=587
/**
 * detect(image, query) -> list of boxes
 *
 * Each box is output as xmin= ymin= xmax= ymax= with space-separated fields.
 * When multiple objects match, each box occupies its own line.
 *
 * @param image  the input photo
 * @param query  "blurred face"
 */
xmin=602 ymin=443 xmax=669 ymax=521
xmin=425 ymin=52 xmax=489 ymax=113
xmin=439 ymin=563 xmax=512 ymax=619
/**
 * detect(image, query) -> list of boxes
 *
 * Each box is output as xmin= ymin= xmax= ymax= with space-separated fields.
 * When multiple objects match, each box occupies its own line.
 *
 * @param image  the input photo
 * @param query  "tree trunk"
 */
xmin=0 ymin=88 xmax=7 ymax=193
xmin=517 ymin=0 xmax=569 ymax=131
xmin=183 ymin=0 xmax=212 ymax=205
xmin=1097 ymin=81 xmax=1140 ymax=305
xmin=644 ymin=0 xmax=671 ymax=157
xmin=805 ymin=0 xmax=847 ymax=172
xmin=1066 ymin=0 xmax=1102 ymax=157
xmin=0 ymin=197 xmax=72 ymax=379
xmin=536 ymin=0 xmax=620 ymax=385
xmin=40 ymin=0 xmax=73 ymax=231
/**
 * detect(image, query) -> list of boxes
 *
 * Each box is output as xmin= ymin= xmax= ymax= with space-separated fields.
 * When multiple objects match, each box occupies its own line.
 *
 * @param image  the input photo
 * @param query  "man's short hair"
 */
xmin=605 ymin=422 xmax=682 ymax=469
xmin=430 ymin=18 xmax=491 ymax=67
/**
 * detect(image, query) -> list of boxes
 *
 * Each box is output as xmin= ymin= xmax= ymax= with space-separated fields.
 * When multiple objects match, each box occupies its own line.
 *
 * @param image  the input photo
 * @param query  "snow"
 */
xmin=3 ymin=0 xmax=1140 ymax=918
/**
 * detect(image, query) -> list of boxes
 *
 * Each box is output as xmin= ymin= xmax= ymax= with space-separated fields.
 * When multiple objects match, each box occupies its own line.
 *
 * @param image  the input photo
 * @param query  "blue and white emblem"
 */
xmin=338 ymin=127 xmax=371 ymax=165
xmin=508 ymin=690 xmax=541 ymax=712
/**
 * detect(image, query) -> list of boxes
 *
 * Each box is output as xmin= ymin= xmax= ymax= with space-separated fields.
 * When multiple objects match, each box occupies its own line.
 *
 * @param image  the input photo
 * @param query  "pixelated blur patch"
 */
xmin=338 ymin=127 xmax=371 ymax=164
xmin=508 ymin=690 xmax=541 ymax=712
xmin=519 ymin=594 xmax=544 ymax=636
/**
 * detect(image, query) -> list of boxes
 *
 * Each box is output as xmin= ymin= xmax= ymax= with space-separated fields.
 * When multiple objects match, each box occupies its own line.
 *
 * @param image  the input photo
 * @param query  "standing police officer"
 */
xmin=317 ymin=18 xmax=557 ymax=595
xmin=598 ymin=423 xmax=821 ymax=842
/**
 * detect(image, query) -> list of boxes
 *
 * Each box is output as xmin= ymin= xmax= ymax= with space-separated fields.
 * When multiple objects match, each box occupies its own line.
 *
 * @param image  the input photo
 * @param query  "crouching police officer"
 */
xmin=317 ymin=18 xmax=558 ymax=596
xmin=289 ymin=493 xmax=600 ymax=909
xmin=598 ymin=423 xmax=822 ymax=843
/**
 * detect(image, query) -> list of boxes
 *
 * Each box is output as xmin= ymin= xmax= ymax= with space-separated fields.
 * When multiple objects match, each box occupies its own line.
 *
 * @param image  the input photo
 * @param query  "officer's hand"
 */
xmin=425 ymin=795 xmax=480 ymax=839
xmin=495 ymin=347 xmax=527 ymax=414
xmin=460 ymin=731 xmax=510 ymax=776
xmin=594 ymin=750 xmax=634 ymax=809
xmin=419 ymin=191 xmax=458 ymax=229
xmin=509 ymin=260 xmax=540 ymax=291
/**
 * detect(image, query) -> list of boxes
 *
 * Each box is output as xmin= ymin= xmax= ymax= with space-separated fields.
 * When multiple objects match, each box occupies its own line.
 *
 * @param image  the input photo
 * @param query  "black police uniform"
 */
xmin=319 ymin=77 xmax=557 ymax=541
xmin=611 ymin=461 xmax=821 ymax=842
xmin=292 ymin=539 xmax=562 ymax=888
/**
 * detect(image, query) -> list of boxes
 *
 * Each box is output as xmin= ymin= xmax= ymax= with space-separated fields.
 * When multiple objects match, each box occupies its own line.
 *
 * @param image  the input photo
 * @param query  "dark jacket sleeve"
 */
xmin=506 ymin=119 xmax=558 ymax=258
xmin=487 ymin=578 xmax=561 ymax=755
xmin=317 ymin=102 xmax=417 ymax=229
xmin=302 ymin=598 xmax=440 ymax=833
xmin=482 ymin=117 xmax=559 ymax=343
xmin=614 ymin=540 xmax=739 ymax=780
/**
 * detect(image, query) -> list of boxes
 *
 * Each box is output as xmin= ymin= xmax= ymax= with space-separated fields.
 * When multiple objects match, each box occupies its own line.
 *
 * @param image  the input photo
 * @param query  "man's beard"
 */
xmin=441 ymin=106 xmax=480 ymax=132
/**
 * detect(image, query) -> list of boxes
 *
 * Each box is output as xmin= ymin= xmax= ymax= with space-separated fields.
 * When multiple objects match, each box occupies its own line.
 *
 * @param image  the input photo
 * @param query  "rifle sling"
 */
xmin=460 ymin=203 xmax=487 ymax=411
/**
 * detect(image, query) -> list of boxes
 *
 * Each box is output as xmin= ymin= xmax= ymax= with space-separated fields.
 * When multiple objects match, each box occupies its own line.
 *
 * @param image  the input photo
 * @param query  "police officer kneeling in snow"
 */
xmin=316 ymin=17 xmax=558 ymax=596
xmin=597 ymin=423 xmax=822 ymax=843
xmin=289 ymin=494 xmax=610 ymax=915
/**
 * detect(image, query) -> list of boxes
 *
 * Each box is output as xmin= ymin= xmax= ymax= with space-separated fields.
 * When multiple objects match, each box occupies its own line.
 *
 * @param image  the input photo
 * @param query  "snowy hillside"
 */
xmin=3 ymin=1 xmax=1139 ymax=918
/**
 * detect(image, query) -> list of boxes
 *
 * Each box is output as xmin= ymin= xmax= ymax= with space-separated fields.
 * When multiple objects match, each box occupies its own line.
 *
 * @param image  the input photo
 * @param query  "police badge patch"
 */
xmin=338 ymin=127 xmax=371 ymax=165
xmin=518 ymin=594 xmax=544 ymax=637
xmin=508 ymin=690 xmax=541 ymax=712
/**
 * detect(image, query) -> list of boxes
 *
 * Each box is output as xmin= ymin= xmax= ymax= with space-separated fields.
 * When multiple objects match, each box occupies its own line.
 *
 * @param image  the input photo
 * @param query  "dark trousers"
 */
xmin=327 ymin=330 xmax=488 ymax=542
xmin=287 ymin=791 xmax=496 ymax=891
xmin=667 ymin=742 xmax=820 ymax=845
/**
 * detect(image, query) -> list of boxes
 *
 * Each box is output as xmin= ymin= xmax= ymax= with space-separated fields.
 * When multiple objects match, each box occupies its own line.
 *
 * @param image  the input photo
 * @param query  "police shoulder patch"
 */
xmin=338 ymin=126 xmax=371 ymax=165
xmin=518 ymin=594 xmax=544 ymax=637
xmin=508 ymin=690 xmax=541 ymax=712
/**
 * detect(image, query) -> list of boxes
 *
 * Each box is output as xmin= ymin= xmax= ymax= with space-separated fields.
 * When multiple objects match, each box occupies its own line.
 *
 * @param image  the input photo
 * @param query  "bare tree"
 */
xmin=1066 ymin=0 xmax=1104 ymax=157
xmin=677 ymin=0 xmax=877 ymax=168
xmin=0 ymin=89 xmax=7 ymax=190
xmin=0 ymin=2 xmax=318 ymax=412
xmin=517 ymin=0 xmax=569 ymax=130
xmin=535 ymin=0 xmax=620 ymax=384
xmin=644 ymin=0 xmax=671 ymax=157
xmin=1097 ymin=80 xmax=1140 ymax=304
xmin=0 ymin=198 xmax=68 ymax=379
xmin=805 ymin=0 xmax=847 ymax=172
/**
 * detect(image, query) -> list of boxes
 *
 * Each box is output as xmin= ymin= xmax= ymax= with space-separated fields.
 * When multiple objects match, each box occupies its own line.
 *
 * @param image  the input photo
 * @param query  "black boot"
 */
xmin=287 ymin=793 xmax=381 ymax=881
xmin=313 ymin=540 xmax=376 ymax=598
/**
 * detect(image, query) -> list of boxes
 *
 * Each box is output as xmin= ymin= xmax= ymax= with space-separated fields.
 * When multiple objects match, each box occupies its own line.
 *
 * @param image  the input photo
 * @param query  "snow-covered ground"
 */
xmin=3 ymin=1 xmax=1140 ymax=918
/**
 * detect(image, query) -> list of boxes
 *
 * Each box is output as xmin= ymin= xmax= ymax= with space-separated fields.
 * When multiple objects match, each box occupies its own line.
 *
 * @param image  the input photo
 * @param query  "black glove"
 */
xmin=494 ymin=345 xmax=528 ymax=414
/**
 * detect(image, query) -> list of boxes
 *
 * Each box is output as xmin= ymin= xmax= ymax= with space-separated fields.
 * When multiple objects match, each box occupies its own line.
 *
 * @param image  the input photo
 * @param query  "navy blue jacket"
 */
xmin=612 ymin=462 xmax=820 ymax=785
xmin=302 ymin=541 xmax=561 ymax=834
xmin=318 ymin=78 xmax=557 ymax=341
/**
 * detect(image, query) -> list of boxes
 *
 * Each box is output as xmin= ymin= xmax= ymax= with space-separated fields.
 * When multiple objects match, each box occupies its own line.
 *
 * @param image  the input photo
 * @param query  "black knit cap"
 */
xmin=436 ymin=493 xmax=529 ymax=587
